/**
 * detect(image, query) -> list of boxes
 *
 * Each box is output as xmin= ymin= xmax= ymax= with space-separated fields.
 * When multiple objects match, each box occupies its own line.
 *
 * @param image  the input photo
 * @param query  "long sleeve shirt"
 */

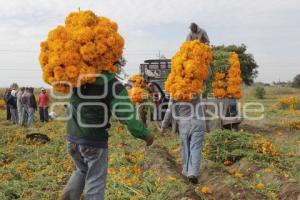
xmin=67 ymin=72 xmax=150 ymax=148
xmin=186 ymin=27 xmax=210 ymax=44
xmin=161 ymin=96 xmax=205 ymax=128
xmin=38 ymin=93 xmax=49 ymax=108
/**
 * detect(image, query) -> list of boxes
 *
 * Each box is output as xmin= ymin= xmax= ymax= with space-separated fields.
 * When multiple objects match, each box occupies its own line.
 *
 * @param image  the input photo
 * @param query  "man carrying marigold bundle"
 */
xmin=186 ymin=22 xmax=213 ymax=131
xmin=39 ymin=10 xmax=154 ymax=200
xmin=127 ymin=75 xmax=152 ymax=126
xmin=60 ymin=72 xmax=154 ymax=200
xmin=161 ymin=40 xmax=212 ymax=184
xmin=161 ymin=95 xmax=206 ymax=184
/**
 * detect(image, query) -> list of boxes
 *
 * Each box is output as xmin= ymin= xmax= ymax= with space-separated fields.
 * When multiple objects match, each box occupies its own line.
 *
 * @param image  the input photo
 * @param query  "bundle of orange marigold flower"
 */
xmin=212 ymin=51 xmax=242 ymax=99
xmin=128 ymin=75 xmax=147 ymax=105
xmin=165 ymin=40 xmax=212 ymax=102
xmin=39 ymin=10 xmax=124 ymax=93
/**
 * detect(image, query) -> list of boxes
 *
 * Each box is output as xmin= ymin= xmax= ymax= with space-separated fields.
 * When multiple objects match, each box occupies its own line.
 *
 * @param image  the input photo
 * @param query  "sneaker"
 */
xmin=188 ymin=176 xmax=198 ymax=184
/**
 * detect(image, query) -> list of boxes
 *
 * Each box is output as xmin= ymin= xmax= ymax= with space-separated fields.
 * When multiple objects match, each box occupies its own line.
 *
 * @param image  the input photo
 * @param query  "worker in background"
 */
xmin=186 ymin=22 xmax=210 ymax=44
xmin=7 ymin=89 xmax=18 ymax=124
xmin=187 ymin=22 xmax=212 ymax=132
xmin=4 ymin=88 xmax=12 ymax=121
xmin=17 ymin=87 xmax=25 ymax=125
xmin=38 ymin=88 xmax=49 ymax=122
xmin=22 ymin=87 xmax=37 ymax=126
xmin=28 ymin=87 xmax=37 ymax=125
xmin=21 ymin=87 xmax=29 ymax=126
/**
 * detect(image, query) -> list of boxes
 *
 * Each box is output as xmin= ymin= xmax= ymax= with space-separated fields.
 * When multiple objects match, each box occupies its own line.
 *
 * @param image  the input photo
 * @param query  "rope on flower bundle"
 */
xmin=39 ymin=10 xmax=124 ymax=93
xmin=164 ymin=40 xmax=212 ymax=102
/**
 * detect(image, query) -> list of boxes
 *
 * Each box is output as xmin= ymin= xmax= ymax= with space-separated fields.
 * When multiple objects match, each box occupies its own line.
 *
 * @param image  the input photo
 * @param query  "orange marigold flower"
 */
xmin=212 ymin=52 xmax=242 ymax=99
xmin=165 ymin=40 xmax=212 ymax=102
xmin=128 ymin=87 xmax=147 ymax=105
xmin=256 ymin=183 xmax=265 ymax=190
xmin=39 ymin=10 xmax=124 ymax=93
xmin=129 ymin=75 xmax=144 ymax=87
xmin=234 ymin=172 xmax=243 ymax=178
xmin=215 ymin=72 xmax=225 ymax=80
xmin=223 ymin=160 xmax=231 ymax=166
xmin=200 ymin=186 xmax=212 ymax=194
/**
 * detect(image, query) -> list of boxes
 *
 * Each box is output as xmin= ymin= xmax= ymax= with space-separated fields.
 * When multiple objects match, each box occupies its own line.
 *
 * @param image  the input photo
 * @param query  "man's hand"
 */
xmin=160 ymin=127 xmax=165 ymax=135
xmin=145 ymin=134 xmax=154 ymax=146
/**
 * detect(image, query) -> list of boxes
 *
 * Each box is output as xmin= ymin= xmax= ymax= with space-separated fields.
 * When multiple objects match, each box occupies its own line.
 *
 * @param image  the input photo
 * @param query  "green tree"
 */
xmin=292 ymin=74 xmax=300 ymax=88
xmin=213 ymin=44 xmax=259 ymax=86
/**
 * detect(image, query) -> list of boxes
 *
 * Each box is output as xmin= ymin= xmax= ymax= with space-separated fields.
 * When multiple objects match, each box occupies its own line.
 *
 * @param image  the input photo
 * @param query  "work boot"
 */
xmin=188 ymin=176 xmax=198 ymax=184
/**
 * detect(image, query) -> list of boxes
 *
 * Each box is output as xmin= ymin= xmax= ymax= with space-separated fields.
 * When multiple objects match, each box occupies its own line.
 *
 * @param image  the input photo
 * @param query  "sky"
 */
xmin=0 ymin=0 xmax=299 ymax=87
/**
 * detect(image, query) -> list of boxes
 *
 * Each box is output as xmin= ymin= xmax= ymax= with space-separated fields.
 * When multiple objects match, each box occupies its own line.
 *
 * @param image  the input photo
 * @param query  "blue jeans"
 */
xmin=17 ymin=103 xmax=23 ymax=125
xmin=10 ymin=108 xmax=18 ymax=124
xmin=21 ymin=105 xmax=28 ymax=126
xmin=178 ymin=118 xmax=205 ymax=177
xmin=61 ymin=142 xmax=108 ymax=200
xmin=27 ymin=107 xmax=35 ymax=125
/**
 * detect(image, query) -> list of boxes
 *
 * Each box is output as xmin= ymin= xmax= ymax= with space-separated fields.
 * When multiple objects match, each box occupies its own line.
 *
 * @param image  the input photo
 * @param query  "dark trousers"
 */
xmin=39 ymin=107 xmax=49 ymax=122
xmin=6 ymin=105 xmax=11 ymax=120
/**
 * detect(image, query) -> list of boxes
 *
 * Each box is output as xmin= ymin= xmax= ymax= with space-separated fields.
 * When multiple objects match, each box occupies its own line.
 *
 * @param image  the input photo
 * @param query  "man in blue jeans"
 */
xmin=27 ymin=87 xmax=37 ymax=125
xmin=60 ymin=72 xmax=154 ymax=200
xmin=161 ymin=95 xmax=205 ymax=184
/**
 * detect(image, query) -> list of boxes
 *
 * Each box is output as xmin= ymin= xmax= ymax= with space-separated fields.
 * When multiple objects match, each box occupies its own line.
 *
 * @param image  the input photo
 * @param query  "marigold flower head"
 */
xmin=223 ymin=160 xmax=231 ymax=166
xmin=212 ymin=52 xmax=242 ymax=99
xmin=129 ymin=75 xmax=144 ymax=87
xmin=128 ymin=87 xmax=147 ymax=105
xmin=200 ymin=186 xmax=212 ymax=194
xmin=215 ymin=72 xmax=225 ymax=80
xmin=165 ymin=40 xmax=212 ymax=102
xmin=256 ymin=183 xmax=265 ymax=190
xmin=234 ymin=172 xmax=243 ymax=178
xmin=276 ymin=96 xmax=298 ymax=110
xmin=39 ymin=10 xmax=124 ymax=93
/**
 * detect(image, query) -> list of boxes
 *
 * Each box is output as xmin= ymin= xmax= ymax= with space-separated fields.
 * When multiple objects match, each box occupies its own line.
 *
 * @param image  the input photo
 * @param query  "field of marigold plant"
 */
xmin=1 ymin=86 xmax=300 ymax=200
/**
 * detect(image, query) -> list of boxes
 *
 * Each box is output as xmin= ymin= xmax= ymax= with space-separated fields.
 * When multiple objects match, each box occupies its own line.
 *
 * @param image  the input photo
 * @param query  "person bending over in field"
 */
xmin=60 ymin=72 xmax=154 ymax=200
xmin=161 ymin=94 xmax=206 ymax=184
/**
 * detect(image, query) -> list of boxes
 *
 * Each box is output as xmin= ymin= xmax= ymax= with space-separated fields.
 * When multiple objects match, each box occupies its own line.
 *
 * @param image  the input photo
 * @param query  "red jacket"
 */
xmin=38 ymin=92 xmax=49 ymax=108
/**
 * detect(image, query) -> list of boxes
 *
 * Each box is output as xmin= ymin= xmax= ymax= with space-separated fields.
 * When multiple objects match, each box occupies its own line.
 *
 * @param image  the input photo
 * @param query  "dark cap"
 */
xmin=190 ymin=22 xmax=198 ymax=29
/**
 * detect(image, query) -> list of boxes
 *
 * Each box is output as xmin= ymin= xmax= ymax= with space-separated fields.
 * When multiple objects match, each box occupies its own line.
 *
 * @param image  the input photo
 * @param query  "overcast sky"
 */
xmin=0 ymin=0 xmax=299 ymax=87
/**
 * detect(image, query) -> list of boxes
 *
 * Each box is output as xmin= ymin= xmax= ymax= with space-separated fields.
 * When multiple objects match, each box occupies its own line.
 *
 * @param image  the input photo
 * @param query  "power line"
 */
xmin=0 ymin=49 xmax=175 ymax=53
xmin=0 ymin=49 xmax=37 ymax=53
xmin=0 ymin=69 xmax=41 ymax=71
